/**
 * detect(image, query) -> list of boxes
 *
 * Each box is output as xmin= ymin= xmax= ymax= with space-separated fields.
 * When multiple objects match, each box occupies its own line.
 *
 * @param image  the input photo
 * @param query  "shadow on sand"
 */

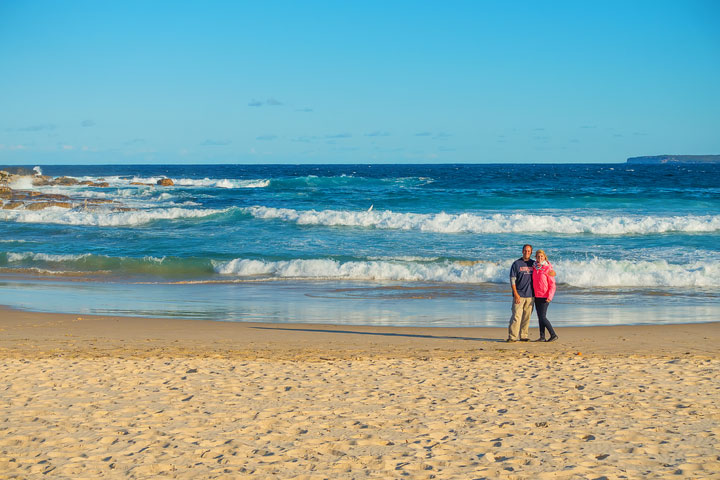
xmin=251 ymin=326 xmax=505 ymax=343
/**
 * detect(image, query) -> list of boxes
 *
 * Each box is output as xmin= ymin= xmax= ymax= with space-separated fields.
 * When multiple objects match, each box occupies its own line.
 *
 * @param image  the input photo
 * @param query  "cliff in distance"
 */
xmin=627 ymin=155 xmax=720 ymax=164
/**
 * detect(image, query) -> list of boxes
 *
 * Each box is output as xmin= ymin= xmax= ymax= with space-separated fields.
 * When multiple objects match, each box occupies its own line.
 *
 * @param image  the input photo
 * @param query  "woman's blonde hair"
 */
xmin=536 ymin=249 xmax=548 ymax=262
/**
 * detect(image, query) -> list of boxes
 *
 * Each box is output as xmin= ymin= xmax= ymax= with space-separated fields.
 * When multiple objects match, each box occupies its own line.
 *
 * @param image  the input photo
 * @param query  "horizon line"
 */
xmin=1 ymin=161 xmax=637 ymax=167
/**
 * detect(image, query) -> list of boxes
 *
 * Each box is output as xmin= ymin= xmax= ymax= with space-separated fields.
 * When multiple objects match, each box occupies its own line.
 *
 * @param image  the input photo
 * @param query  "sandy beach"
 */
xmin=1 ymin=307 xmax=719 ymax=479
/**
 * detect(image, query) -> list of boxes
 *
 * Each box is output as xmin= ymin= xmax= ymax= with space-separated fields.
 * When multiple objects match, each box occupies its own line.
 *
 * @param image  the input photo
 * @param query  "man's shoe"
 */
xmin=546 ymin=335 xmax=559 ymax=342
xmin=519 ymin=338 xmax=530 ymax=342
xmin=533 ymin=338 xmax=546 ymax=342
xmin=505 ymin=338 xmax=517 ymax=343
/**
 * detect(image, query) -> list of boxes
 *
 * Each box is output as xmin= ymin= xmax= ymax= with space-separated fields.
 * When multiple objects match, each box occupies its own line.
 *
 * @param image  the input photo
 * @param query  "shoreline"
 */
xmin=2 ymin=305 xmax=719 ymax=359
xmin=3 ymin=275 xmax=720 ymax=329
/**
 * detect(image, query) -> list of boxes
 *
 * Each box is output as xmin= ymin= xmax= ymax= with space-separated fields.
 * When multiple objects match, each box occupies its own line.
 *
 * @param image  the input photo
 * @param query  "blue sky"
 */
xmin=1 ymin=1 xmax=718 ymax=164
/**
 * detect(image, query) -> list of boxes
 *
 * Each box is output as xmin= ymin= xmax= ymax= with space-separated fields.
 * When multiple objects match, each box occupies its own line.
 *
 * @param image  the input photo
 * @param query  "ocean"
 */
xmin=1 ymin=163 xmax=719 ymax=327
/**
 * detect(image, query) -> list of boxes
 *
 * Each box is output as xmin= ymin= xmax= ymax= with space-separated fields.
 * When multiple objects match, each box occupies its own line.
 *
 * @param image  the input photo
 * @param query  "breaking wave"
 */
xmin=3 ymin=250 xmax=718 ymax=288
xmin=171 ymin=178 xmax=269 ymax=189
xmin=7 ymin=252 xmax=92 ymax=262
xmin=244 ymin=206 xmax=720 ymax=235
xmin=214 ymin=257 xmax=720 ymax=288
xmin=46 ymin=175 xmax=270 ymax=189
xmin=118 ymin=176 xmax=269 ymax=189
xmin=555 ymin=258 xmax=720 ymax=288
xmin=214 ymin=258 xmax=506 ymax=283
xmin=0 ymin=206 xmax=227 ymax=227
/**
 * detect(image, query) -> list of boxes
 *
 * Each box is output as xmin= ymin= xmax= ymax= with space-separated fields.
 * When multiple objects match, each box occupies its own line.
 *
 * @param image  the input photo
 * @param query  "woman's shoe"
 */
xmin=533 ymin=338 xmax=546 ymax=342
xmin=546 ymin=335 xmax=558 ymax=342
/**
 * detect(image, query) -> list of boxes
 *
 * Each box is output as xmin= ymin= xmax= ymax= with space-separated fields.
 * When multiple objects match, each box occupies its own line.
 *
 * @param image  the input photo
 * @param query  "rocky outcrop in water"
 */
xmin=54 ymin=176 xmax=79 ymax=186
xmin=0 ymin=188 xmax=118 ymax=211
xmin=0 ymin=173 xmax=126 ymax=211
xmin=0 ymin=172 xmax=179 ymax=211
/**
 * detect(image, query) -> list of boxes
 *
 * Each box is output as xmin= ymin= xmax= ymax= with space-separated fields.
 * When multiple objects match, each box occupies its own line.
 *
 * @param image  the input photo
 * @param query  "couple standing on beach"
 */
xmin=507 ymin=244 xmax=558 ymax=343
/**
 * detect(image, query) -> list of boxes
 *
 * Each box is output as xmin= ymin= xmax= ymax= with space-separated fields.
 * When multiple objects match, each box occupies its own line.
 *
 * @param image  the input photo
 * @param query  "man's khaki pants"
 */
xmin=508 ymin=297 xmax=534 ymax=341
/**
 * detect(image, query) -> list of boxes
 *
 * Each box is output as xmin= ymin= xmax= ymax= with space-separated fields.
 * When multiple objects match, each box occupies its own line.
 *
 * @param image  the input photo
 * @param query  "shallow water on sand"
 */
xmin=1 ymin=276 xmax=718 ymax=327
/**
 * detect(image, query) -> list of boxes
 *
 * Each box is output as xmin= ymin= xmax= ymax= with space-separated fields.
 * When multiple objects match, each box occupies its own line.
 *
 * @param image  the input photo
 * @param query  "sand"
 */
xmin=1 ymin=307 xmax=719 ymax=479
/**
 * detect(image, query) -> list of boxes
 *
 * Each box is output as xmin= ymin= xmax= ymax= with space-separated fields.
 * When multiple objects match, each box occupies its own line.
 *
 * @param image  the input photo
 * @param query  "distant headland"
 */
xmin=627 ymin=155 xmax=720 ymax=164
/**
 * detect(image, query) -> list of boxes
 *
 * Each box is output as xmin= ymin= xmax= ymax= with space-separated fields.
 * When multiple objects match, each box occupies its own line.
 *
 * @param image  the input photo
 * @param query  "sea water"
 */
xmin=1 ymin=164 xmax=718 ymax=326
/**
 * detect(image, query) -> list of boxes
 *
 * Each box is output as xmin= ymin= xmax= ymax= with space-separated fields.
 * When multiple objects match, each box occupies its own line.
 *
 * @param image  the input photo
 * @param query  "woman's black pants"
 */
xmin=534 ymin=297 xmax=556 ymax=339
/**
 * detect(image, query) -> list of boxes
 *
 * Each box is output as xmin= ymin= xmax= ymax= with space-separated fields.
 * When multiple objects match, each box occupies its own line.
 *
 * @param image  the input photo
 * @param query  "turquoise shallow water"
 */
xmin=1 ymin=277 xmax=718 ymax=327
xmin=1 ymin=163 xmax=719 ymax=326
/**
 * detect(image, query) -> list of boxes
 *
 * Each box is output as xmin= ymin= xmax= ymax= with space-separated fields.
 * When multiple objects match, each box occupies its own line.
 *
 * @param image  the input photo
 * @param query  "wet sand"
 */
xmin=1 ymin=307 xmax=719 ymax=478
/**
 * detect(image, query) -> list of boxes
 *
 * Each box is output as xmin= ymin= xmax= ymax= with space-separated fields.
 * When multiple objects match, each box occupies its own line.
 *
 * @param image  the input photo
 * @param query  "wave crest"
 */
xmin=0 ymin=206 xmax=227 ymax=227
xmin=4 ymin=251 xmax=718 ymax=288
xmin=48 ymin=175 xmax=270 ymax=189
xmin=214 ymin=258 xmax=506 ymax=283
xmin=214 ymin=257 xmax=720 ymax=288
xmin=244 ymin=206 xmax=720 ymax=235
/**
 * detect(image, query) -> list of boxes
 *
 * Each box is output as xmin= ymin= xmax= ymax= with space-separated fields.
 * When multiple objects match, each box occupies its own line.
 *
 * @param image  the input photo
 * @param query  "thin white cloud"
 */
xmin=249 ymin=98 xmax=284 ymax=107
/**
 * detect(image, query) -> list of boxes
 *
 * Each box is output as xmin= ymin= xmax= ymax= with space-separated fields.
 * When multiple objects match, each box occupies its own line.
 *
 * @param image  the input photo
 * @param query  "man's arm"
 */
xmin=511 ymin=280 xmax=521 ymax=304
xmin=509 ymin=260 xmax=521 ymax=303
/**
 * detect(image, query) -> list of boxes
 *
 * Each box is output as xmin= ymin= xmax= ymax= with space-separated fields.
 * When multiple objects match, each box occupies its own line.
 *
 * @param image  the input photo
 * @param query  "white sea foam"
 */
xmin=7 ymin=252 xmax=92 ymax=262
xmin=6 ymin=250 xmax=718 ymax=288
xmin=214 ymin=258 xmax=506 ymax=283
xmin=244 ymin=206 xmax=720 ymax=235
xmin=54 ymin=175 xmax=269 ymax=189
xmin=172 ymin=178 xmax=270 ymax=189
xmin=37 ymin=186 xmax=106 ymax=197
xmin=0 ymin=206 xmax=226 ymax=227
xmin=114 ymin=176 xmax=269 ymax=189
xmin=213 ymin=257 xmax=720 ymax=288
xmin=366 ymin=255 xmax=442 ymax=262
xmin=553 ymin=258 xmax=720 ymax=288
xmin=9 ymin=176 xmax=34 ymax=190
xmin=14 ymin=184 xmax=201 ymax=210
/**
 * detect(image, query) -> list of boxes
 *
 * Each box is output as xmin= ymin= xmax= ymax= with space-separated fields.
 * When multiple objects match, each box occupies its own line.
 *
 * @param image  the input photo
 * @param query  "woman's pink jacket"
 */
xmin=532 ymin=262 xmax=556 ymax=301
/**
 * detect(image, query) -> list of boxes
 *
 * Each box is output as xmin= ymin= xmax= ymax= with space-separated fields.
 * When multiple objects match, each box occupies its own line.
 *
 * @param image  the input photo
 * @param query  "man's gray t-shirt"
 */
xmin=510 ymin=258 xmax=535 ymax=298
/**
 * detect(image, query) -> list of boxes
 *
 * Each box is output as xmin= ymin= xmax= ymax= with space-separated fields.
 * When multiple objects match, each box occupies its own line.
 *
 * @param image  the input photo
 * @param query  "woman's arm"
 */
xmin=546 ymin=269 xmax=556 ymax=301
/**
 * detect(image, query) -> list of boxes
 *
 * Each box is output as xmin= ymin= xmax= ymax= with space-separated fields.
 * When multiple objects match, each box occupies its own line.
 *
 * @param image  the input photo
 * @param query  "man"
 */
xmin=508 ymin=244 xmax=536 ymax=342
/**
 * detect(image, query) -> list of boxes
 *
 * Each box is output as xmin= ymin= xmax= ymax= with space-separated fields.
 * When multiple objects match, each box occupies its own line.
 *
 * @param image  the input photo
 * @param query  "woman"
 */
xmin=532 ymin=249 xmax=558 ymax=342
